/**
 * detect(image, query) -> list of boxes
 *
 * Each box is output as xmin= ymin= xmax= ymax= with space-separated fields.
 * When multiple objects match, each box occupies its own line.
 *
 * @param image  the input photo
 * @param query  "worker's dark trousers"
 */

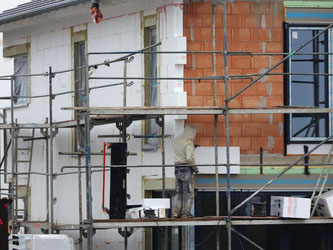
xmin=173 ymin=166 xmax=194 ymax=217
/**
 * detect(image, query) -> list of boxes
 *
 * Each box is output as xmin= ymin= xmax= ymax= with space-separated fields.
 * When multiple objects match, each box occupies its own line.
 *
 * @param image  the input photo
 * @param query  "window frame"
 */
xmin=284 ymin=23 xmax=333 ymax=144
xmin=142 ymin=15 xmax=160 ymax=151
xmin=13 ymin=53 xmax=30 ymax=107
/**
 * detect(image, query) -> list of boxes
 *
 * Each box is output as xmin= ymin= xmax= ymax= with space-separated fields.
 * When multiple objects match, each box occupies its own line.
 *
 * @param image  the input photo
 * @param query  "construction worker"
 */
xmin=172 ymin=125 xmax=199 ymax=218
xmin=90 ymin=0 xmax=103 ymax=24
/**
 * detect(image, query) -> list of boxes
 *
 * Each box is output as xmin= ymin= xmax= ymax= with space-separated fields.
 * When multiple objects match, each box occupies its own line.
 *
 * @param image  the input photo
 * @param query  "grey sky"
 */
xmin=0 ymin=0 xmax=31 ymax=13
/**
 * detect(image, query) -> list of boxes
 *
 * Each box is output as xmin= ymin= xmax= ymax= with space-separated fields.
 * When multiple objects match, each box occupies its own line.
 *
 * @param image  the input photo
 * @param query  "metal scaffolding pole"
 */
xmin=48 ymin=67 xmax=55 ymax=234
xmin=222 ymin=0 xmax=232 ymax=250
xmin=10 ymin=76 xmax=16 ymax=235
xmin=85 ymin=54 xmax=94 ymax=250
xmin=212 ymin=1 xmax=220 ymax=249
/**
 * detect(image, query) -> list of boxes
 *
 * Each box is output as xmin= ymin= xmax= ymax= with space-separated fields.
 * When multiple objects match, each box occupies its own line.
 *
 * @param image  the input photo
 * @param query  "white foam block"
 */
xmin=194 ymin=147 xmax=240 ymax=174
xmin=270 ymin=196 xmax=311 ymax=219
xmin=314 ymin=190 xmax=333 ymax=217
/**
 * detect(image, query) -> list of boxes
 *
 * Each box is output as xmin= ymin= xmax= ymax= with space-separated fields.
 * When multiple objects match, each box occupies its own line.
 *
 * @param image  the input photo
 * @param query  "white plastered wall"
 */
xmin=2 ymin=0 xmax=185 ymax=249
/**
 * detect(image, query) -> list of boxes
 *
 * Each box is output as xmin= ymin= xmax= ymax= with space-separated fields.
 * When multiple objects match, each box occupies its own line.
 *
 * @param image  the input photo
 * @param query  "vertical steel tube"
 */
xmin=85 ymin=55 xmax=93 ymax=250
xmin=74 ymin=64 xmax=83 ymax=250
xmin=48 ymin=67 xmax=55 ymax=233
xmin=161 ymin=117 xmax=167 ymax=250
xmin=123 ymin=59 xmax=128 ymax=107
xmin=10 ymin=77 xmax=15 ymax=235
xmin=212 ymin=1 xmax=220 ymax=249
xmin=45 ymin=118 xmax=50 ymax=232
xmin=222 ymin=0 xmax=232 ymax=249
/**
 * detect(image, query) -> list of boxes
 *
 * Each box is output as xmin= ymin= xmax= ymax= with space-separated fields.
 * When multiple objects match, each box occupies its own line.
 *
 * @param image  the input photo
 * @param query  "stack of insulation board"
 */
xmin=314 ymin=190 xmax=333 ymax=217
xmin=270 ymin=196 xmax=311 ymax=219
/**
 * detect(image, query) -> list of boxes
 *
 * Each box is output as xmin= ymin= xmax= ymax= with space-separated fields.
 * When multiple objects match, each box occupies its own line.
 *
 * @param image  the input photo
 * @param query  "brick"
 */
xmin=271 ymin=136 xmax=284 ymax=154
xmin=192 ymin=115 xmax=214 ymax=123
xmin=184 ymin=15 xmax=204 ymax=28
xmin=266 ymin=96 xmax=283 ymax=107
xmin=216 ymin=28 xmax=232 ymax=41
xmin=215 ymin=3 xmax=232 ymax=15
xmin=265 ymin=15 xmax=283 ymax=29
xmin=203 ymin=14 xmax=223 ymax=28
xmin=203 ymin=41 xmax=223 ymax=51
xmin=195 ymin=54 xmax=213 ymax=68
xmin=243 ymin=96 xmax=260 ymax=108
xmin=188 ymin=96 xmax=204 ymax=106
xmin=232 ymin=82 xmax=255 ymax=96
xmin=269 ymin=1 xmax=284 ymax=16
xmin=193 ymin=2 xmax=212 ymax=14
xmin=185 ymin=69 xmax=204 ymax=78
xmin=251 ymin=55 xmax=270 ymax=69
xmin=204 ymin=69 xmax=224 ymax=78
xmin=272 ymin=29 xmax=283 ymax=42
xmin=228 ymin=41 xmax=243 ymax=51
xmin=251 ymin=114 xmax=270 ymax=123
xmin=270 ymin=82 xmax=284 ymax=96
xmin=232 ymin=2 xmax=250 ymax=14
xmin=229 ymin=123 xmax=243 ymax=136
xmin=204 ymin=96 xmax=224 ymax=106
xmin=243 ymin=41 xmax=263 ymax=53
xmin=243 ymin=123 xmax=262 ymax=136
xmin=265 ymin=42 xmax=283 ymax=53
xmin=229 ymin=98 xmax=243 ymax=108
xmin=232 ymin=28 xmax=251 ymax=41
xmin=193 ymin=27 xmax=212 ymax=41
xmin=263 ymin=123 xmax=283 ymax=137
xmin=204 ymin=123 xmax=225 ymax=136
xmin=229 ymin=114 xmax=251 ymax=123
xmin=242 ymin=14 xmax=262 ymax=28
xmin=227 ymin=15 xmax=242 ymax=28
xmin=195 ymin=82 xmax=213 ymax=96
xmin=233 ymin=136 xmax=251 ymax=150
xmin=251 ymin=136 xmax=268 ymax=150
xmin=251 ymin=29 xmax=271 ymax=41
xmin=231 ymin=55 xmax=251 ymax=69
xmin=251 ymin=1 xmax=270 ymax=15
xmin=187 ymin=41 xmax=203 ymax=51
xmin=199 ymin=136 xmax=213 ymax=146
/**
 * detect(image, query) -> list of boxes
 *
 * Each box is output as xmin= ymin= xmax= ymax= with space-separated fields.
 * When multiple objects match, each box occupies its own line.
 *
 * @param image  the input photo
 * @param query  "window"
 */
xmin=286 ymin=26 xmax=332 ymax=142
xmin=143 ymin=25 xmax=159 ymax=150
xmin=74 ymin=40 xmax=86 ymax=149
xmin=14 ymin=54 xmax=29 ymax=105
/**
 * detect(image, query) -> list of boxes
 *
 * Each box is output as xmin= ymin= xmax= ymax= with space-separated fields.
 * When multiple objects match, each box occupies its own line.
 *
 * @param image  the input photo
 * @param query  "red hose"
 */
xmin=102 ymin=142 xmax=110 ymax=213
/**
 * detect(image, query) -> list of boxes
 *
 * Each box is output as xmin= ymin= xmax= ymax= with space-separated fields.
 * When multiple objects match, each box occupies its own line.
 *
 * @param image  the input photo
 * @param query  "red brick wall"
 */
xmin=183 ymin=0 xmax=284 ymax=154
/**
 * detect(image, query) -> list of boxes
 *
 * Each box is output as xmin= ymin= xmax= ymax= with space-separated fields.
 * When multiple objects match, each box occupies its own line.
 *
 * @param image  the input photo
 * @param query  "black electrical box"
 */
xmin=0 ymin=199 xmax=10 ymax=250
xmin=109 ymin=143 xmax=127 ymax=219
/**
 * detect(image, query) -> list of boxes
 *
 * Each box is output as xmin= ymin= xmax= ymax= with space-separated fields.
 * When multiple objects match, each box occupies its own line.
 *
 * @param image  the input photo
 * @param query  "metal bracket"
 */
xmin=116 ymin=119 xmax=133 ymax=131
xmin=155 ymin=117 xmax=164 ymax=128
xmin=51 ymin=128 xmax=58 ymax=139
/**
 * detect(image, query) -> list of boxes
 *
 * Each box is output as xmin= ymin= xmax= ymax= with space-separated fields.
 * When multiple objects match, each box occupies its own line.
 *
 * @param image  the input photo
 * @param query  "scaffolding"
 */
xmin=0 ymin=1 xmax=332 ymax=250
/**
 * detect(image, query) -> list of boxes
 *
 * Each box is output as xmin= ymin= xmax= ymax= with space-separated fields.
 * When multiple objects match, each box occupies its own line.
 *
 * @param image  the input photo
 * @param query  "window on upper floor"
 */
xmin=74 ymin=40 xmax=87 ymax=150
xmin=14 ymin=54 xmax=29 ymax=105
xmin=143 ymin=21 xmax=159 ymax=150
xmin=285 ymin=25 xmax=332 ymax=142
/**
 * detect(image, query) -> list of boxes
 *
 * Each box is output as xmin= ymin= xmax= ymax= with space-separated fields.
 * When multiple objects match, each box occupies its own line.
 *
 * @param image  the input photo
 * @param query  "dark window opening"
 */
xmin=286 ymin=26 xmax=330 ymax=142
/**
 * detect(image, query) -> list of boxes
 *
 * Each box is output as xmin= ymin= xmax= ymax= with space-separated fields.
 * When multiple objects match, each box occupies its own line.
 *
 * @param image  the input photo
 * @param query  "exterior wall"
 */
xmin=2 ymin=0 xmax=185 ymax=249
xmin=183 ymin=0 xmax=285 ymax=154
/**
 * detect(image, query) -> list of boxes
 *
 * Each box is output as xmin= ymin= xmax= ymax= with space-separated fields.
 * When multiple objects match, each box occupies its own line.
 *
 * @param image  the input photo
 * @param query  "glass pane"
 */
xmin=14 ymin=54 xmax=28 ymax=104
xmin=289 ymin=28 xmax=328 ymax=139
xmin=292 ymin=114 xmax=327 ymax=138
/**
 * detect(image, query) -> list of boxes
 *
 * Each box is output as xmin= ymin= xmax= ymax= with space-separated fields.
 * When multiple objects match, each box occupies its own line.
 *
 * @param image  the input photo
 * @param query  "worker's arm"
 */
xmin=90 ymin=0 xmax=103 ymax=24
xmin=185 ymin=141 xmax=199 ymax=173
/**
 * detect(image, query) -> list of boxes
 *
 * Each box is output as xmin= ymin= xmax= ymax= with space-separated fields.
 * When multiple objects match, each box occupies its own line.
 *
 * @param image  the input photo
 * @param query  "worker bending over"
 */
xmin=173 ymin=125 xmax=198 ymax=218
xmin=90 ymin=0 xmax=103 ymax=24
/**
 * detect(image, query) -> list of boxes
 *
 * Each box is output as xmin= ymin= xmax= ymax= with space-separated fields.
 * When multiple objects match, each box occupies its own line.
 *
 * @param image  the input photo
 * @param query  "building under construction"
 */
xmin=0 ymin=0 xmax=332 ymax=249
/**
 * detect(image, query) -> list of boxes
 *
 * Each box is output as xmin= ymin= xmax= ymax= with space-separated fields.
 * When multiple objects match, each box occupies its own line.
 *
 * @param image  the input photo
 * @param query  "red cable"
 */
xmin=102 ymin=142 xmax=110 ymax=213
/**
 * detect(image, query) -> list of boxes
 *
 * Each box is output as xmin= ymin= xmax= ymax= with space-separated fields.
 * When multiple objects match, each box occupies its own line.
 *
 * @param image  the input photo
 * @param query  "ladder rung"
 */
xmin=17 ymin=161 xmax=31 ymax=163
xmin=18 ymin=148 xmax=30 ymax=151
xmin=14 ymin=209 xmax=26 ymax=211
xmin=17 ymin=136 xmax=32 ymax=139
